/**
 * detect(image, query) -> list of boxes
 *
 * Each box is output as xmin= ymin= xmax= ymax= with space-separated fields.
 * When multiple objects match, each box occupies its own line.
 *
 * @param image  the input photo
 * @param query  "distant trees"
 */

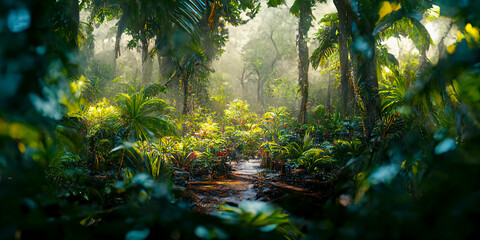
xmin=87 ymin=0 xmax=207 ymax=82
xmin=268 ymin=0 xmax=326 ymax=124
xmin=85 ymin=0 xmax=260 ymax=115
xmin=240 ymin=6 xmax=296 ymax=109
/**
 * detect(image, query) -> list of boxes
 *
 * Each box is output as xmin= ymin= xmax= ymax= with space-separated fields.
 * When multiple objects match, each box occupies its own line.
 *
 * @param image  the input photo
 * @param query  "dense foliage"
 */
xmin=2 ymin=0 xmax=480 ymax=239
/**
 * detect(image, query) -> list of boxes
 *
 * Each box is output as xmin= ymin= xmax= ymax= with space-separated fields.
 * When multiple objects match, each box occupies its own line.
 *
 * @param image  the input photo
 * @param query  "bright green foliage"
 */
xmin=311 ymin=13 xmax=339 ymax=69
xmin=261 ymin=106 xmax=293 ymax=141
xmin=332 ymin=139 xmax=364 ymax=162
xmin=163 ymin=136 xmax=198 ymax=171
xmin=296 ymin=148 xmax=335 ymax=174
xmin=116 ymin=92 xmax=176 ymax=140
xmin=223 ymin=100 xmax=263 ymax=156
xmin=114 ymin=141 xmax=171 ymax=180
xmin=4 ymin=0 xmax=480 ymax=239
xmin=219 ymin=201 xmax=302 ymax=239
xmin=82 ymin=98 xmax=120 ymax=137
xmin=223 ymin=99 xmax=257 ymax=131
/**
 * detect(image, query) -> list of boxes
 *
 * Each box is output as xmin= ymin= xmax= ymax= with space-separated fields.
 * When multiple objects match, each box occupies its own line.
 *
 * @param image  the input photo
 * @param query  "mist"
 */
xmin=79 ymin=0 xmax=456 ymax=118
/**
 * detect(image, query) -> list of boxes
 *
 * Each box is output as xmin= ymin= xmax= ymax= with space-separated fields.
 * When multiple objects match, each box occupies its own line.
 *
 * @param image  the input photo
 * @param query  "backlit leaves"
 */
xmin=378 ymin=1 xmax=401 ymax=23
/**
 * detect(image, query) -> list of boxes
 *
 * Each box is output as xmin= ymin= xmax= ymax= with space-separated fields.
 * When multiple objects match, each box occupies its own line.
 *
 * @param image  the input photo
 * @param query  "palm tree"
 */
xmin=88 ymin=0 xmax=207 ymax=79
xmin=116 ymin=91 xmax=176 ymax=141
xmin=311 ymin=13 xmax=339 ymax=115
xmin=162 ymin=0 xmax=261 ymax=115
xmin=311 ymin=0 xmax=433 ymax=139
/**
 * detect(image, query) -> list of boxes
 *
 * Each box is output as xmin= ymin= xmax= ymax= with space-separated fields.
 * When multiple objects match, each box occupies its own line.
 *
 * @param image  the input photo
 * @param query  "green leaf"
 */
xmin=267 ymin=0 xmax=284 ymax=7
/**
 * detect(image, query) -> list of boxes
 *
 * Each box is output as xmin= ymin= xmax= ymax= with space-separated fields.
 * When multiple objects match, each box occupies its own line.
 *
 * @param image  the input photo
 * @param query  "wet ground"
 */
xmin=186 ymin=159 xmax=327 ymax=214
xmin=186 ymin=159 xmax=263 ymax=213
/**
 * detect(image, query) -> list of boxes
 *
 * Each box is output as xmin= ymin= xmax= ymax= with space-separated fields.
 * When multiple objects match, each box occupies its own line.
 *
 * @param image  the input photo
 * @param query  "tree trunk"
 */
xmin=114 ymin=15 xmax=127 ymax=78
xmin=258 ymin=78 xmax=265 ymax=106
xmin=297 ymin=6 xmax=311 ymax=124
xmin=358 ymin=34 xmax=380 ymax=139
xmin=240 ymin=64 xmax=247 ymax=98
xmin=334 ymin=0 xmax=352 ymax=116
xmin=327 ymin=69 xmax=332 ymax=116
xmin=141 ymin=38 xmax=152 ymax=83
xmin=252 ymin=65 xmax=264 ymax=106
xmin=182 ymin=72 xmax=191 ymax=115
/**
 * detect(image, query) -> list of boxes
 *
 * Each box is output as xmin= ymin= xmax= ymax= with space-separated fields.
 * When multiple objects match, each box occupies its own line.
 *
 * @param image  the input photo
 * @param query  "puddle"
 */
xmin=187 ymin=159 xmax=262 ymax=213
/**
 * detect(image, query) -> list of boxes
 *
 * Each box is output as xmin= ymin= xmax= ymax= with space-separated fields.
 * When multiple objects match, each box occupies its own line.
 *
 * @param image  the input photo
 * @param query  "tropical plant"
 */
xmin=332 ymin=139 xmax=364 ymax=163
xmin=296 ymin=148 xmax=336 ymax=174
xmin=88 ymin=0 xmax=209 ymax=79
xmin=260 ymin=106 xmax=293 ymax=142
xmin=164 ymin=137 xmax=198 ymax=171
xmin=70 ymin=98 xmax=122 ymax=170
xmin=116 ymin=91 xmax=176 ymax=141
xmin=113 ymin=141 xmax=171 ymax=180
xmin=46 ymin=152 xmax=90 ymax=199
xmin=259 ymin=141 xmax=282 ymax=170
xmin=282 ymin=130 xmax=314 ymax=163
xmin=219 ymin=201 xmax=302 ymax=239
xmin=223 ymin=99 xmax=258 ymax=131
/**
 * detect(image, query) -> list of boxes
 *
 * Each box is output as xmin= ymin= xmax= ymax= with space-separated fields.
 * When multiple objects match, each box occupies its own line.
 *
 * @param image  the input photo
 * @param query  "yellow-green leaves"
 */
xmin=0 ymin=119 xmax=43 ymax=151
xmin=465 ymin=23 xmax=480 ymax=43
xmin=447 ymin=23 xmax=480 ymax=54
xmin=446 ymin=44 xmax=457 ymax=54
xmin=378 ymin=1 xmax=401 ymax=23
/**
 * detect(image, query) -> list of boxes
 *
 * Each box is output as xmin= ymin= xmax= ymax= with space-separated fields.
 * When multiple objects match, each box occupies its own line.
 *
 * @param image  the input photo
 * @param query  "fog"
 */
xmin=82 ymin=0 xmax=456 ymax=115
xmin=211 ymin=0 xmax=337 ymax=112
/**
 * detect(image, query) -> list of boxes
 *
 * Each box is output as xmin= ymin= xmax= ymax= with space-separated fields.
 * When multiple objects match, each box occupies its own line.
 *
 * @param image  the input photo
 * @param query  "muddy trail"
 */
xmin=186 ymin=159 xmax=326 ymax=215
xmin=186 ymin=159 xmax=263 ymax=213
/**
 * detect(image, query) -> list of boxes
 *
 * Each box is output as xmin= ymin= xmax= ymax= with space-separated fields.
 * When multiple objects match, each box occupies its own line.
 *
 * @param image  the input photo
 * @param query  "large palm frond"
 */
xmin=311 ymin=25 xmax=338 ymax=69
xmin=172 ymin=0 xmax=206 ymax=35
xmin=375 ymin=11 xmax=433 ymax=53
xmin=116 ymin=92 xmax=177 ymax=140
xmin=311 ymin=13 xmax=339 ymax=69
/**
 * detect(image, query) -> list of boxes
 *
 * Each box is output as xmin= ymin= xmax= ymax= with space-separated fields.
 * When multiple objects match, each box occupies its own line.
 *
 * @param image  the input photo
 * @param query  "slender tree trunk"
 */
xmin=240 ymin=65 xmax=247 ymax=98
xmin=157 ymin=52 xmax=163 ymax=79
xmin=258 ymin=78 xmax=265 ymax=106
xmin=350 ymin=43 xmax=361 ymax=116
xmin=182 ymin=72 xmax=191 ymax=115
xmin=253 ymin=67 xmax=264 ymax=106
xmin=327 ymin=70 xmax=332 ymax=116
xmin=297 ymin=6 xmax=311 ymax=124
xmin=334 ymin=0 xmax=352 ymax=116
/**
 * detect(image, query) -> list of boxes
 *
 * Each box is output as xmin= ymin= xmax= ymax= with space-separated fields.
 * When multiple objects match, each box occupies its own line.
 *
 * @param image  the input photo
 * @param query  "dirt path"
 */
xmin=186 ymin=159 xmax=263 ymax=213
xmin=186 ymin=158 xmax=326 ymax=214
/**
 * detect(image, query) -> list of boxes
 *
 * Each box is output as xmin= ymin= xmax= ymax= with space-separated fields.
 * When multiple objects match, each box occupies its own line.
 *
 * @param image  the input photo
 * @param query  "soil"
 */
xmin=184 ymin=159 xmax=329 ymax=214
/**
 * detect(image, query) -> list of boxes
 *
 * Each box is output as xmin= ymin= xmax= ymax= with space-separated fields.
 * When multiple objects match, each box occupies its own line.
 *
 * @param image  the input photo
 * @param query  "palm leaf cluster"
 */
xmin=116 ymin=91 xmax=176 ymax=141
xmin=311 ymin=13 xmax=339 ymax=69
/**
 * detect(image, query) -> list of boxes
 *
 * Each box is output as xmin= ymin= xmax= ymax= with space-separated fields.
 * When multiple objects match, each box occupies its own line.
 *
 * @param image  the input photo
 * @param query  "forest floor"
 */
xmin=185 ymin=159 xmax=327 ymax=214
